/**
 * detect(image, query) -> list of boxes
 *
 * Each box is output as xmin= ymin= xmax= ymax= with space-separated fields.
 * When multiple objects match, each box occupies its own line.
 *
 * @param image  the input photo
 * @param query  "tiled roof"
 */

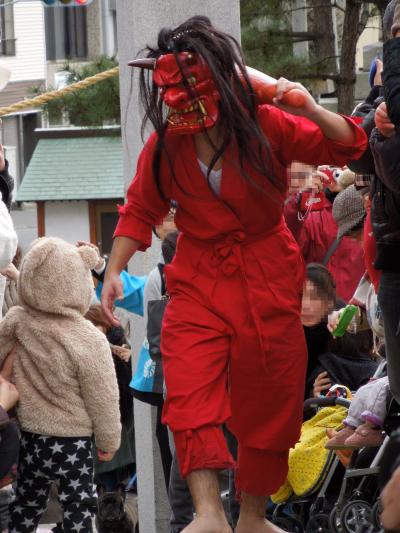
xmin=0 ymin=80 xmax=44 ymax=109
xmin=17 ymin=135 xmax=124 ymax=201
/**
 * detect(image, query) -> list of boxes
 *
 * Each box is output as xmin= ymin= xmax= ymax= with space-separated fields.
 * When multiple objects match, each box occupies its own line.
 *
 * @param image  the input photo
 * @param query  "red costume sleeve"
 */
xmin=258 ymin=105 xmax=367 ymax=168
xmin=113 ymin=133 xmax=171 ymax=251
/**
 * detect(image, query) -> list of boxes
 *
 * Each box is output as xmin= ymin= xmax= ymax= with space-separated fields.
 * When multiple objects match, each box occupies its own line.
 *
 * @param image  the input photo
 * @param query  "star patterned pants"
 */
xmin=9 ymin=431 xmax=95 ymax=533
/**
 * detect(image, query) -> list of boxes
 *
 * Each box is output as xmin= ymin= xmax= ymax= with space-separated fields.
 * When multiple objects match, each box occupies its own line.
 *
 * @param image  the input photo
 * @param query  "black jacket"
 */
xmin=369 ymin=128 xmax=400 ymax=270
xmin=306 ymin=352 xmax=378 ymax=397
xmin=383 ymin=38 xmax=400 ymax=126
xmin=348 ymin=39 xmax=400 ymax=271
xmin=348 ymin=86 xmax=384 ymax=178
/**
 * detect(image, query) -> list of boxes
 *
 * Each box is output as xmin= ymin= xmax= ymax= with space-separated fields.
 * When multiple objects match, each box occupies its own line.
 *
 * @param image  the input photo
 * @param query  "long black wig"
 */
xmin=138 ymin=15 xmax=281 ymax=198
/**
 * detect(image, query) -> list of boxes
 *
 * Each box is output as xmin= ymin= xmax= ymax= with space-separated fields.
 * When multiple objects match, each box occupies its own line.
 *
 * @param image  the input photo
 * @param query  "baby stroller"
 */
xmin=327 ymin=439 xmax=385 ymax=533
xmin=327 ymin=362 xmax=399 ymax=533
xmin=270 ymin=394 xmax=352 ymax=533
xmin=328 ymin=395 xmax=400 ymax=533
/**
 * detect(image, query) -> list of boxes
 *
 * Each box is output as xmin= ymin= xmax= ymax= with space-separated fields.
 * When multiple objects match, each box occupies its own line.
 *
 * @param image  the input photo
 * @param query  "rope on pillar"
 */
xmin=0 ymin=66 xmax=120 ymax=117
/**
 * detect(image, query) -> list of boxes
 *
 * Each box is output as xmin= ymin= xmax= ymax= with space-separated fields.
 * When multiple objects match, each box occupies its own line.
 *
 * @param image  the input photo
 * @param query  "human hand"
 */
xmin=327 ymin=310 xmax=342 ymax=333
xmin=97 ymin=450 xmax=115 ymax=462
xmin=0 ymin=145 xmax=6 ymax=173
xmin=375 ymin=102 xmax=395 ymax=138
xmin=76 ymin=241 xmax=104 ymax=271
xmin=0 ymin=376 xmax=19 ymax=411
xmin=111 ymin=344 xmax=131 ymax=362
xmin=373 ymin=58 xmax=383 ymax=87
xmin=381 ymin=464 xmax=400 ymax=530
xmin=0 ymin=346 xmax=16 ymax=382
xmin=313 ymin=371 xmax=331 ymax=398
xmin=101 ymin=272 xmax=123 ymax=326
xmin=310 ymin=171 xmax=326 ymax=192
xmin=391 ymin=2 xmax=400 ymax=38
xmin=273 ymin=78 xmax=319 ymax=118
xmin=0 ymin=263 xmax=19 ymax=282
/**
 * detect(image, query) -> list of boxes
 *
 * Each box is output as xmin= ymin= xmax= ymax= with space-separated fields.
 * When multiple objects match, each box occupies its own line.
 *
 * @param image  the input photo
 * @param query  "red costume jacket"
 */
xmin=115 ymin=105 xmax=367 ymax=493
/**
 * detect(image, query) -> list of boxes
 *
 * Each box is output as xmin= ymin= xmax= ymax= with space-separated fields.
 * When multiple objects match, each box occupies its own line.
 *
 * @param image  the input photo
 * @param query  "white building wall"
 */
xmin=1 ymin=1 xmax=46 ymax=83
xmin=45 ymin=201 xmax=90 ymax=244
xmin=356 ymin=15 xmax=381 ymax=71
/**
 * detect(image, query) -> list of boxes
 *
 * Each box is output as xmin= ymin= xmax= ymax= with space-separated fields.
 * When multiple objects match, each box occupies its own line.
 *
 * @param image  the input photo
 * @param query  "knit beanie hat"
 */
xmin=332 ymin=184 xmax=366 ymax=240
xmin=383 ymin=0 xmax=400 ymax=40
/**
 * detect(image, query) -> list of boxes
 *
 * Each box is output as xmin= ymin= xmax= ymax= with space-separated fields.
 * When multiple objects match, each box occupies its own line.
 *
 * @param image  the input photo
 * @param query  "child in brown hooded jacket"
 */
xmin=0 ymin=237 xmax=121 ymax=533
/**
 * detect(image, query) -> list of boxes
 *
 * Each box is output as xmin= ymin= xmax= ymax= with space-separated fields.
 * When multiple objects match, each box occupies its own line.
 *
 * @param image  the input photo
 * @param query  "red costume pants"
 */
xmin=161 ymin=232 xmax=307 ymax=496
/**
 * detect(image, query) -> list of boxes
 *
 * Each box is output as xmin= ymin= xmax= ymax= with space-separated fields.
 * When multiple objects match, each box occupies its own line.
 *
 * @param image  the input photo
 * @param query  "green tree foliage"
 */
xmin=240 ymin=0 xmax=390 ymax=113
xmin=40 ymin=56 xmax=120 ymax=126
xmin=241 ymin=0 xmax=309 ymax=82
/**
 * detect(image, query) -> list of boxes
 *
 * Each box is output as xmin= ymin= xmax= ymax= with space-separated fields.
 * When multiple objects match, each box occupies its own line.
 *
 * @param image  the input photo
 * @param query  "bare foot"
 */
xmin=182 ymin=514 xmax=232 ymax=533
xmin=235 ymin=517 xmax=288 ymax=533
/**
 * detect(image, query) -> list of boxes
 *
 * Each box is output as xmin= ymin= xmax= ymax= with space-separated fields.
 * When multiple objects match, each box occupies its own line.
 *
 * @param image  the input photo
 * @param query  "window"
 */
xmin=45 ymin=6 xmax=87 ymax=60
xmin=0 ymin=0 xmax=16 ymax=56
xmin=92 ymin=202 xmax=120 ymax=256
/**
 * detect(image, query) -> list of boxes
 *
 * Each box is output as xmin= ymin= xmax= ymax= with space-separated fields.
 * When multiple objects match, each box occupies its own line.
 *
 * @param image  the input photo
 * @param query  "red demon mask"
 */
xmin=152 ymin=52 xmax=220 ymax=134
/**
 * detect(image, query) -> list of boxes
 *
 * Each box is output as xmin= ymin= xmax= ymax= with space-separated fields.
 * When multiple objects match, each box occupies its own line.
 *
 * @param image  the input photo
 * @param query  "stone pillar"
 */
xmin=116 ymin=2 xmax=240 ymax=532
xmin=86 ymin=1 xmax=103 ymax=59
xmin=292 ymin=0 xmax=309 ymax=60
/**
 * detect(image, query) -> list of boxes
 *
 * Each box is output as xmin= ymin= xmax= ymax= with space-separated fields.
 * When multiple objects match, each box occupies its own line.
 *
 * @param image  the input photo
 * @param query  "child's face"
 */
xmin=301 ymin=280 xmax=332 ymax=327
xmin=155 ymin=212 xmax=176 ymax=241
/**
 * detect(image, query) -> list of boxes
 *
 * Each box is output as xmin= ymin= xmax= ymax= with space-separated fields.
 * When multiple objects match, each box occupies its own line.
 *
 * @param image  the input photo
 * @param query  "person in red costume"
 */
xmin=102 ymin=16 xmax=367 ymax=533
xmin=284 ymin=164 xmax=365 ymax=302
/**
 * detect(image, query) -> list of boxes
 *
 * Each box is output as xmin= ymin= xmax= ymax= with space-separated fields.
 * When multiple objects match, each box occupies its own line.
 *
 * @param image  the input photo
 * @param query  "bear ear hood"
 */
xmin=77 ymin=245 xmax=98 ymax=270
xmin=18 ymin=237 xmax=98 ymax=316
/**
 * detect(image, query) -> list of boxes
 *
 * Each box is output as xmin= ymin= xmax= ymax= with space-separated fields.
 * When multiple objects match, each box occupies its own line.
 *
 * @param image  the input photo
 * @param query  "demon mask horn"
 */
xmin=128 ymin=58 xmax=157 ymax=69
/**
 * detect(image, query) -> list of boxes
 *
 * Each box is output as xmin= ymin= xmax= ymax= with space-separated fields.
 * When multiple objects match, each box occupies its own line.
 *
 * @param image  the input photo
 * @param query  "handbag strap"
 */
xmin=157 ymin=263 xmax=166 ymax=296
xmin=322 ymin=237 xmax=342 ymax=266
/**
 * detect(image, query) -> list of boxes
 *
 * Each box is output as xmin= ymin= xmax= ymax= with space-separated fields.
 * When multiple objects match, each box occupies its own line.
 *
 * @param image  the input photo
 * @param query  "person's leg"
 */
xmin=226 ymin=276 xmax=307 ymax=533
xmin=343 ymin=382 xmax=374 ymax=428
xmin=378 ymin=271 xmax=400 ymax=403
xmin=182 ymin=470 xmax=232 ymax=533
xmin=55 ymin=437 xmax=95 ymax=532
xmin=8 ymin=432 xmax=51 ymax=532
xmin=162 ymin=296 xmax=234 ymax=533
xmin=234 ymin=447 xmax=289 ymax=533
xmin=156 ymin=401 xmax=173 ymax=492
xmin=224 ymin=427 xmax=240 ymax=528
xmin=0 ymin=420 xmax=19 ymax=480
xmin=236 ymin=493 xmax=288 ymax=533
xmin=361 ymin=376 xmax=390 ymax=425
xmin=169 ymin=449 xmax=194 ymax=533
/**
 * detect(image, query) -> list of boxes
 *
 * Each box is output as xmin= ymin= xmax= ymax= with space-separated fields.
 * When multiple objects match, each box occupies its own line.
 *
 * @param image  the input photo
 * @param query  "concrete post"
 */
xmin=116 ymin=2 xmax=240 ymax=532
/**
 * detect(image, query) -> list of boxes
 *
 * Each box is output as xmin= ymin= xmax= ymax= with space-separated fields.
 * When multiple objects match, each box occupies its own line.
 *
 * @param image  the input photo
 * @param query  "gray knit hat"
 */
xmin=383 ymin=0 xmax=400 ymax=40
xmin=332 ymin=184 xmax=366 ymax=240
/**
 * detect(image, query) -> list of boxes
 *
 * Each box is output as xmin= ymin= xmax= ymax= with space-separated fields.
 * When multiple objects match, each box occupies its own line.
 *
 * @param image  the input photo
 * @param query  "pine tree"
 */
xmin=37 ymin=56 xmax=120 ymax=127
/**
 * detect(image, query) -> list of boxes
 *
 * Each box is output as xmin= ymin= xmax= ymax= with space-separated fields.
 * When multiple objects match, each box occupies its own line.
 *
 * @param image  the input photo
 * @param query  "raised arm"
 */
xmin=273 ymin=78 xmax=361 ymax=144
